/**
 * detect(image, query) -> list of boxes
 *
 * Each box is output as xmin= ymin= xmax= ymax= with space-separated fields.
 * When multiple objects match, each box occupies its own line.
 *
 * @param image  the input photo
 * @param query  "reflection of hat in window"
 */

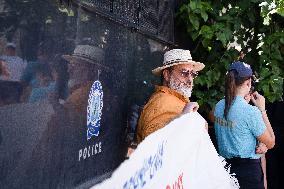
xmin=6 ymin=42 xmax=16 ymax=49
xmin=62 ymin=45 xmax=109 ymax=70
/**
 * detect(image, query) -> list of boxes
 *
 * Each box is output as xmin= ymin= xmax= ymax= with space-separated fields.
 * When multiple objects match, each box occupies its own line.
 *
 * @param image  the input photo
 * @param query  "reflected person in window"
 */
xmin=62 ymin=45 xmax=109 ymax=112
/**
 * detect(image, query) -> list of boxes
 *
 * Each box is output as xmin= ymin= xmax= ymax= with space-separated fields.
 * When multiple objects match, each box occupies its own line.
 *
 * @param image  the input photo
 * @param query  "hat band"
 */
xmin=164 ymin=59 xmax=194 ymax=66
xmin=73 ymin=53 xmax=102 ymax=62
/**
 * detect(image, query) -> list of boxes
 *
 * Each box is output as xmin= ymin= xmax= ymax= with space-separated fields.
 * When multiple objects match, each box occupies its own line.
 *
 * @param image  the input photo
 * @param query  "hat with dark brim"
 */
xmin=62 ymin=45 xmax=109 ymax=70
xmin=152 ymin=49 xmax=205 ymax=76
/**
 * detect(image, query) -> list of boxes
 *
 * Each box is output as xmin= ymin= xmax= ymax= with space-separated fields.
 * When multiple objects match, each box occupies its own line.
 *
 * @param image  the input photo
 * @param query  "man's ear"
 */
xmin=162 ymin=69 xmax=170 ymax=83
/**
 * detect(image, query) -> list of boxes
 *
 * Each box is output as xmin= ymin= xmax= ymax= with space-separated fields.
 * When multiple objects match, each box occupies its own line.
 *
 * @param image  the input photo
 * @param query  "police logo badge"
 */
xmin=87 ymin=80 xmax=103 ymax=140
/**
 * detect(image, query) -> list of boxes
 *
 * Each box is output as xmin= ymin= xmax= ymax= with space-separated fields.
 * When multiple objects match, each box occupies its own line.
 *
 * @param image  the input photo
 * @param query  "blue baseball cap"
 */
xmin=229 ymin=61 xmax=253 ymax=78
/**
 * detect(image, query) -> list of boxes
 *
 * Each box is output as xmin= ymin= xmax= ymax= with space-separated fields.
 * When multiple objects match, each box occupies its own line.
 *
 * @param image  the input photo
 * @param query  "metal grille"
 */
xmin=77 ymin=0 xmax=174 ymax=44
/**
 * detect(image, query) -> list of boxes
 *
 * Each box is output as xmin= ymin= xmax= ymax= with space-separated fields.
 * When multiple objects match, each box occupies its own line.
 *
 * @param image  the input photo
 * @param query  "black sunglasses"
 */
xmin=180 ymin=70 xmax=199 ymax=79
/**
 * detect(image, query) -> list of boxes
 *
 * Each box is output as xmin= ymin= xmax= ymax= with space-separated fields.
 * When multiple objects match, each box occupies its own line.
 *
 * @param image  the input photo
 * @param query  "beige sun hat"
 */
xmin=152 ymin=49 xmax=205 ymax=76
xmin=62 ymin=45 xmax=109 ymax=69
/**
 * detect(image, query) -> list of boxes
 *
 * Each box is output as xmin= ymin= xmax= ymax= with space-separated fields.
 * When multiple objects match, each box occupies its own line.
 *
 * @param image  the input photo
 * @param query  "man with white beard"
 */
xmin=136 ymin=49 xmax=205 ymax=143
xmin=17 ymin=45 xmax=113 ymax=188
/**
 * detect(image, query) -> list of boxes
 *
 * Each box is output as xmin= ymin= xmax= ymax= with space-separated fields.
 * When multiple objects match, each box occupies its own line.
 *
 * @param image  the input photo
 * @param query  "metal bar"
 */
xmin=71 ymin=0 xmax=176 ymax=46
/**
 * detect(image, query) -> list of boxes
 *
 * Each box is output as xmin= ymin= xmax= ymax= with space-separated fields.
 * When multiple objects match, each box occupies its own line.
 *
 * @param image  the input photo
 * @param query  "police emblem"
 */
xmin=87 ymin=80 xmax=103 ymax=140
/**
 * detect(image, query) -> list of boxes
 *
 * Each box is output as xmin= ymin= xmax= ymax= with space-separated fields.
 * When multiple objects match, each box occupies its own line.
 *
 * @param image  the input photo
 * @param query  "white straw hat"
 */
xmin=152 ymin=49 xmax=205 ymax=76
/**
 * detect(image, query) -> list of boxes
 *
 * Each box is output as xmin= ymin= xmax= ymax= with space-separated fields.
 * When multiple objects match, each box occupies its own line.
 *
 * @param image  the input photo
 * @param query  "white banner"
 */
xmin=92 ymin=112 xmax=239 ymax=189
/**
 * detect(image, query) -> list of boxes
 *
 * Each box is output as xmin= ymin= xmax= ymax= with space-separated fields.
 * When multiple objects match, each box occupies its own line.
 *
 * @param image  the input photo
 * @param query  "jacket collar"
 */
xmin=155 ymin=85 xmax=190 ymax=103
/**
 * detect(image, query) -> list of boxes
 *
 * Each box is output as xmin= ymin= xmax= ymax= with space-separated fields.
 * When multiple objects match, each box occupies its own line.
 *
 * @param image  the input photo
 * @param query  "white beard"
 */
xmin=177 ymin=86 xmax=192 ymax=98
xmin=169 ymin=76 xmax=193 ymax=98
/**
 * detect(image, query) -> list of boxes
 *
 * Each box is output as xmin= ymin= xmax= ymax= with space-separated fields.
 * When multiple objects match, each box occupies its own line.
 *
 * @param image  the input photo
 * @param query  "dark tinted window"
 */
xmin=0 ymin=0 xmax=173 ymax=188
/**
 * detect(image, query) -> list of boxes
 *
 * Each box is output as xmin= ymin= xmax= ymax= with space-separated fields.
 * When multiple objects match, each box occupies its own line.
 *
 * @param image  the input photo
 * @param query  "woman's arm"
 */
xmin=251 ymin=92 xmax=275 ymax=149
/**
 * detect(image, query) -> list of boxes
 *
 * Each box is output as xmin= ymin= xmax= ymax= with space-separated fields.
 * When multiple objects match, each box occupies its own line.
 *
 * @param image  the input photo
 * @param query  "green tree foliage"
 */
xmin=177 ymin=0 xmax=284 ymax=114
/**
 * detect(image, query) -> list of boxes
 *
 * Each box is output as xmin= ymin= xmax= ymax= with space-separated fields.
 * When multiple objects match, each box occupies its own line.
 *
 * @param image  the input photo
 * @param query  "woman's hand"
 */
xmin=256 ymin=143 xmax=268 ymax=154
xmin=251 ymin=91 xmax=266 ymax=112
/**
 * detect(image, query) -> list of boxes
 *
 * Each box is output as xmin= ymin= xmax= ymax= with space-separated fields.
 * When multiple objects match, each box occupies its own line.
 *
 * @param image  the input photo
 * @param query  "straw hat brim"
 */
xmin=62 ymin=54 xmax=109 ymax=70
xmin=152 ymin=60 xmax=205 ymax=76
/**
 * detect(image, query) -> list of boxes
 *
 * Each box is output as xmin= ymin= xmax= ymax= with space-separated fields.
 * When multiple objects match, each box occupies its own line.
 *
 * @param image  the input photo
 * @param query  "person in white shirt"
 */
xmin=0 ymin=42 xmax=27 ymax=81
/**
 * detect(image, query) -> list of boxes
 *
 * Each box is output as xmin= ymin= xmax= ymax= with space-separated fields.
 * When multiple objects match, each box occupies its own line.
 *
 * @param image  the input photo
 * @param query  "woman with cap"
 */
xmin=214 ymin=61 xmax=275 ymax=189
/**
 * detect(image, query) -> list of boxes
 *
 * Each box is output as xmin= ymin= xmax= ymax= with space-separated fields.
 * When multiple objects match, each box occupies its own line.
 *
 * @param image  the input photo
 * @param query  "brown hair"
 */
xmin=224 ymin=70 xmax=250 ymax=119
